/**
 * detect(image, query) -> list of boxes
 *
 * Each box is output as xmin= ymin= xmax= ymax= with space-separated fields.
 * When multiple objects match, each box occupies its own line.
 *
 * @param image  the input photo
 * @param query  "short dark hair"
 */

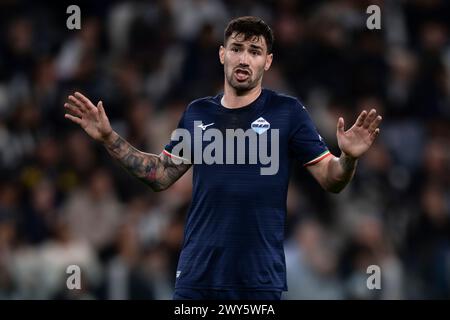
xmin=224 ymin=16 xmax=274 ymax=53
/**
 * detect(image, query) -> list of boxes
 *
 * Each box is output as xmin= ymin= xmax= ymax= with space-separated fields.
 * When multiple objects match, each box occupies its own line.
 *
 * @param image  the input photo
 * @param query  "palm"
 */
xmin=336 ymin=109 xmax=382 ymax=159
xmin=80 ymin=108 xmax=108 ymax=141
xmin=64 ymin=92 xmax=112 ymax=142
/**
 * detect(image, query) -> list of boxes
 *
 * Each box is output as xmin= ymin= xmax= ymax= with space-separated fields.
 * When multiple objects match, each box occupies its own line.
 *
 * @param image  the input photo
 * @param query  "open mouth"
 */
xmin=234 ymin=68 xmax=251 ymax=81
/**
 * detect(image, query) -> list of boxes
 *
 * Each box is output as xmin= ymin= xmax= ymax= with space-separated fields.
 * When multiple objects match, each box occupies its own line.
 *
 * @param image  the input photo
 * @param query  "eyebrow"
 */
xmin=230 ymin=42 xmax=264 ymax=51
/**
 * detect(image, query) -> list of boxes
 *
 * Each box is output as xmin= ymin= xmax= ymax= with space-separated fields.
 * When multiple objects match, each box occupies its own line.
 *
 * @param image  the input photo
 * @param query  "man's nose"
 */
xmin=239 ymin=51 xmax=250 ymax=65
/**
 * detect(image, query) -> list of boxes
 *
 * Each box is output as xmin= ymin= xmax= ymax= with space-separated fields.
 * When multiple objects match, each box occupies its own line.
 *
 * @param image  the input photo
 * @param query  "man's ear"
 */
xmin=219 ymin=46 xmax=225 ymax=65
xmin=264 ymin=53 xmax=273 ymax=71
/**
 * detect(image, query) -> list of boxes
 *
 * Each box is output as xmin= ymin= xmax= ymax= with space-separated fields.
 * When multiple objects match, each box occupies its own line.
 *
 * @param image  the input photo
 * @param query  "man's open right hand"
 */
xmin=64 ymin=92 xmax=113 ymax=144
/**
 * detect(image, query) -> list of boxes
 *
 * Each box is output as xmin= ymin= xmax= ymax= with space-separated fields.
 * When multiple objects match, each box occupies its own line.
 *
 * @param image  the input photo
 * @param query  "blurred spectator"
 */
xmin=284 ymin=219 xmax=344 ymax=299
xmin=11 ymin=216 xmax=101 ymax=299
xmin=104 ymin=221 xmax=154 ymax=299
xmin=62 ymin=168 xmax=122 ymax=252
xmin=342 ymin=214 xmax=404 ymax=300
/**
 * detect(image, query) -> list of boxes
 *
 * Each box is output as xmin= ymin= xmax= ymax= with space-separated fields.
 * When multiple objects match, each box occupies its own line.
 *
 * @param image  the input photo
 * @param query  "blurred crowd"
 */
xmin=0 ymin=0 xmax=449 ymax=299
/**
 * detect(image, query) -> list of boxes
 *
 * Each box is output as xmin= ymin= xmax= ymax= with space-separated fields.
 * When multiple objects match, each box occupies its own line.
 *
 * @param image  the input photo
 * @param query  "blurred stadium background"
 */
xmin=0 ymin=0 xmax=449 ymax=299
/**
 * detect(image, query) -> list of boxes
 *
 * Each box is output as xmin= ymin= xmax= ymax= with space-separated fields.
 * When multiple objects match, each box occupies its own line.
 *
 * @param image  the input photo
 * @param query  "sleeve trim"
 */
xmin=303 ymin=150 xmax=332 ymax=167
xmin=162 ymin=149 xmax=190 ymax=163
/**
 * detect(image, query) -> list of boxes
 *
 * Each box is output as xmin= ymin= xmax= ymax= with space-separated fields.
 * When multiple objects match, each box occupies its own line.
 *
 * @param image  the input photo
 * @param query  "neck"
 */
xmin=222 ymin=82 xmax=262 ymax=109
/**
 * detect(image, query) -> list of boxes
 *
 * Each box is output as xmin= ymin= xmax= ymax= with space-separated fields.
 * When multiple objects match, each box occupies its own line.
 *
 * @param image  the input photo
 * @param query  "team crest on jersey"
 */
xmin=251 ymin=117 xmax=270 ymax=135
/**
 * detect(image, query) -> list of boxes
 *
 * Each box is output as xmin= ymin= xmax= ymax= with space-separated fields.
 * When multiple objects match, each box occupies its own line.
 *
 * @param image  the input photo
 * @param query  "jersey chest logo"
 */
xmin=251 ymin=117 xmax=270 ymax=135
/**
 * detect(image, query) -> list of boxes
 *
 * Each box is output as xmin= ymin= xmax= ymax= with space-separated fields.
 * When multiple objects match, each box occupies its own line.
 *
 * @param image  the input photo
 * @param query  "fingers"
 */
xmin=337 ymin=117 xmax=345 ymax=134
xmin=355 ymin=110 xmax=368 ymax=127
xmin=64 ymin=113 xmax=82 ymax=125
xmin=74 ymin=92 xmax=95 ymax=111
xmin=363 ymin=109 xmax=377 ymax=128
xmin=68 ymin=95 xmax=87 ymax=113
xmin=64 ymin=91 xmax=104 ymax=127
xmin=362 ymin=108 xmax=382 ymax=136
xmin=97 ymin=100 xmax=105 ymax=116
xmin=368 ymin=115 xmax=382 ymax=133
xmin=64 ymin=102 xmax=83 ymax=117
xmin=370 ymin=128 xmax=380 ymax=140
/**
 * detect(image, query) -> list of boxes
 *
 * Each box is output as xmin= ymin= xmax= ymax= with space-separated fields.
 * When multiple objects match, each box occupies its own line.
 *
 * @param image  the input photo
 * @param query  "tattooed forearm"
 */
xmin=104 ymin=131 xmax=191 ymax=191
xmin=321 ymin=153 xmax=358 ymax=193
xmin=338 ymin=152 xmax=357 ymax=174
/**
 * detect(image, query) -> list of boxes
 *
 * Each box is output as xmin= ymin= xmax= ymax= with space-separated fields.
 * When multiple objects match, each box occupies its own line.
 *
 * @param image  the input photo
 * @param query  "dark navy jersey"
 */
xmin=164 ymin=88 xmax=330 ymax=291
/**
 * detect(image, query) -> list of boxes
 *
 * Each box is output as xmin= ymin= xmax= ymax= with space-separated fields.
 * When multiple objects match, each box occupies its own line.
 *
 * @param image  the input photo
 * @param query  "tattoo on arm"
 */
xmin=105 ymin=133 xmax=191 ymax=191
xmin=318 ymin=153 xmax=358 ymax=193
xmin=339 ymin=153 xmax=357 ymax=174
xmin=329 ymin=153 xmax=357 ymax=191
